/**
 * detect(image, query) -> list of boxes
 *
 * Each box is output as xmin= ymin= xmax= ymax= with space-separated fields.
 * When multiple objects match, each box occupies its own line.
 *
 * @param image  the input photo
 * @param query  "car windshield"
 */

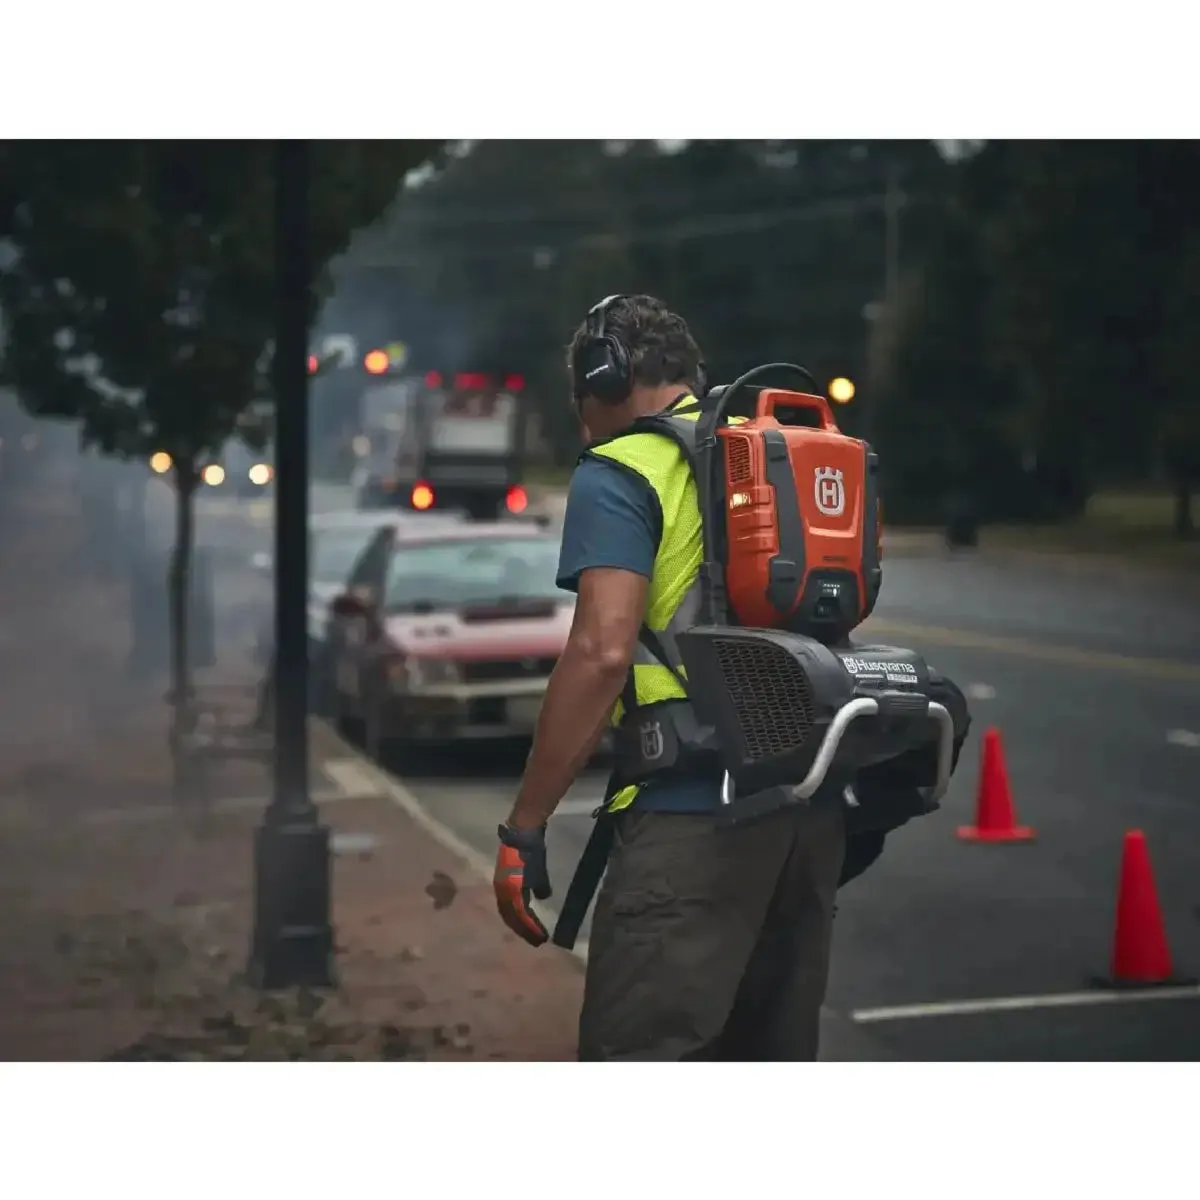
xmin=311 ymin=527 xmax=376 ymax=587
xmin=383 ymin=536 xmax=566 ymax=611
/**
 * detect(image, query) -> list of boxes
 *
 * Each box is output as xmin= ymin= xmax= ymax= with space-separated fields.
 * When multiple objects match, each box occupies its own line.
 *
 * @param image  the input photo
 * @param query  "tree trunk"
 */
xmin=1173 ymin=476 xmax=1195 ymax=539
xmin=167 ymin=463 xmax=197 ymax=775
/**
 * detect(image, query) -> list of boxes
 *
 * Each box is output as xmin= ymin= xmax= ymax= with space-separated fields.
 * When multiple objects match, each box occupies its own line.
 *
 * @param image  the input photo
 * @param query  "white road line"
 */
xmin=965 ymin=682 xmax=996 ymax=701
xmin=1166 ymin=728 xmax=1200 ymax=749
xmin=851 ymin=985 xmax=1200 ymax=1024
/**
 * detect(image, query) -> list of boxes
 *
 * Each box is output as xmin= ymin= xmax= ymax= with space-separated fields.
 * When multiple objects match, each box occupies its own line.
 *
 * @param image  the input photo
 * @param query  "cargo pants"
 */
xmin=578 ymin=799 xmax=846 ymax=1061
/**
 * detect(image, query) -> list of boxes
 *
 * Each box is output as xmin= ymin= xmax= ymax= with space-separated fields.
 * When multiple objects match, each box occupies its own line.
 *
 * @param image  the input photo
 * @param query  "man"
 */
xmin=492 ymin=292 xmax=860 ymax=1062
xmin=495 ymin=294 xmax=970 ymax=1059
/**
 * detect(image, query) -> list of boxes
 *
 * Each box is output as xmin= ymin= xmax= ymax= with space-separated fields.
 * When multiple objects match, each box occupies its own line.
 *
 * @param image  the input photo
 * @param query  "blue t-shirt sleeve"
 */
xmin=556 ymin=457 xmax=663 ymax=592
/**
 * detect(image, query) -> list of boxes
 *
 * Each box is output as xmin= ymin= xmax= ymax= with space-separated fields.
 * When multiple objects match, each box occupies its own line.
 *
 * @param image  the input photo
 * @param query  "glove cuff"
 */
xmin=497 ymin=822 xmax=547 ymax=851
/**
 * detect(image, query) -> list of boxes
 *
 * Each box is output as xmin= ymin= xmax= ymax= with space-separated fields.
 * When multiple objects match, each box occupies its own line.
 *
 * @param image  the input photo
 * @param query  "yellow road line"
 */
xmin=863 ymin=617 xmax=1200 ymax=684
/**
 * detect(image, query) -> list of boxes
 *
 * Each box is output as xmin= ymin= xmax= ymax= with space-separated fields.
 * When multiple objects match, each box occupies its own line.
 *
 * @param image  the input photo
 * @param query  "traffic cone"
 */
xmin=1103 ymin=830 xmax=1177 ymax=988
xmin=956 ymin=727 xmax=1036 ymax=842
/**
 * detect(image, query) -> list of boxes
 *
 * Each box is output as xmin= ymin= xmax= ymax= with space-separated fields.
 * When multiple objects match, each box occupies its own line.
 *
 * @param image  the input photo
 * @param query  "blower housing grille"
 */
xmin=710 ymin=635 xmax=816 ymax=760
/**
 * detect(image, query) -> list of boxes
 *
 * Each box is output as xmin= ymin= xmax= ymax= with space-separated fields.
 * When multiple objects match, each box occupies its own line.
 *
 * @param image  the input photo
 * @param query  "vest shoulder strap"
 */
xmin=623 ymin=410 xmax=702 ymax=478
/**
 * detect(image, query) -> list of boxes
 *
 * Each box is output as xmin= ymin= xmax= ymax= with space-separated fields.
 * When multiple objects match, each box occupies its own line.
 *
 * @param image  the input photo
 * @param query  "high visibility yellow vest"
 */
xmin=584 ymin=399 xmax=743 ymax=812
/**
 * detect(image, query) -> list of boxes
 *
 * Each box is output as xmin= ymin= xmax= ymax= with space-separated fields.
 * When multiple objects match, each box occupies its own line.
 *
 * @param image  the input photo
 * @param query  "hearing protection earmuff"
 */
xmin=571 ymin=294 xmax=709 ymax=405
xmin=572 ymin=295 xmax=631 ymax=405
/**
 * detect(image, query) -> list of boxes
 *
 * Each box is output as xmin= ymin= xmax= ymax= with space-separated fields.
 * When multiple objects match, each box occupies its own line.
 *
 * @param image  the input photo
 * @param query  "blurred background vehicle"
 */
xmin=349 ymin=360 xmax=532 ymax=521
xmin=147 ymin=436 xmax=274 ymax=500
xmin=212 ymin=437 xmax=274 ymax=498
xmin=324 ymin=518 xmax=571 ymax=754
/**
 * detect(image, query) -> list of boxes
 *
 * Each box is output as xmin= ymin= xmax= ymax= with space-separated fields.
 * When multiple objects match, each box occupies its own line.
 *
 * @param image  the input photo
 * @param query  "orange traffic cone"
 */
xmin=1103 ymin=830 xmax=1176 ymax=988
xmin=956 ymin=727 xmax=1036 ymax=843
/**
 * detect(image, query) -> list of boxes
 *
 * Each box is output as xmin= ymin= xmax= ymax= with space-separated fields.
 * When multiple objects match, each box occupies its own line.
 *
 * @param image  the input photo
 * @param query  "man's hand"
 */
xmin=494 ymin=823 xmax=553 ymax=947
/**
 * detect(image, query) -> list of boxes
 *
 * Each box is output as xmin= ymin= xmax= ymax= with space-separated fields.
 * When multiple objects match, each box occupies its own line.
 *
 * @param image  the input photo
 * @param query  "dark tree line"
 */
xmin=3 ymin=139 xmax=1196 ymax=546
xmin=335 ymin=139 xmax=1200 ymax=532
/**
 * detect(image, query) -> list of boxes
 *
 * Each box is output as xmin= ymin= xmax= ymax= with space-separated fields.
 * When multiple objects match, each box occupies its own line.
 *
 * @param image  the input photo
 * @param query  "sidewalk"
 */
xmin=0 ymin=458 xmax=583 ymax=1061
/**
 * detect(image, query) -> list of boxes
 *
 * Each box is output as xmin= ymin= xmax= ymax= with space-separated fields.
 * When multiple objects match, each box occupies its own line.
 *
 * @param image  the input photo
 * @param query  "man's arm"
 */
xmin=505 ymin=459 xmax=660 ymax=831
xmin=506 ymin=567 xmax=647 ymax=830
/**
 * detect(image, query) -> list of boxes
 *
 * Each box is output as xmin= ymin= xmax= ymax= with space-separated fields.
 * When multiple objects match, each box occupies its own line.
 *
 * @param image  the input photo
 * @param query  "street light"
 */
xmin=247 ymin=139 xmax=336 ymax=991
xmin=828 ymin=377 xmax=856 ymax=404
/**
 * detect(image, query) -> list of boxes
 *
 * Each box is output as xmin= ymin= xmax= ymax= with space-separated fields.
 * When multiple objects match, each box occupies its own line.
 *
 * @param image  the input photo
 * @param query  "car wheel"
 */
xmin=336 ymin=703 xmax=364 ymax=745
xmin=361 ymin=698 xmax=381 ymax=760
xmin=360 ymin=667 xmax=390 ymax=762
xmin=331 ymin=667 xmax=364 ymax=743
xmin=309 ymin=640 xmax=334 ymax=716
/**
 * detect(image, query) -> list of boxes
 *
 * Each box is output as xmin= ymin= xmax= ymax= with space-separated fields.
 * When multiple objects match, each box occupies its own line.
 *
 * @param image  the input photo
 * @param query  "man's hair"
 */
xmin=567 ymin=294 xmax=704 ymax=393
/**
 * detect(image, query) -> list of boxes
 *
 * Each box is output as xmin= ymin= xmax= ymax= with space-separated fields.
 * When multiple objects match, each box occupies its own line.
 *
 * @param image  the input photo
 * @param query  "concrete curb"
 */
xmin=314 ymin=719 xmax=588 ymax=964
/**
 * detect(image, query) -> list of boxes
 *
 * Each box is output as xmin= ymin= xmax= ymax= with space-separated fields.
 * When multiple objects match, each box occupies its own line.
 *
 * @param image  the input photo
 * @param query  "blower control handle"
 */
xmin=703 ymin=362 xmax=821 ymax=433
xmin=755 ymin=388 xmax=837 ymax=430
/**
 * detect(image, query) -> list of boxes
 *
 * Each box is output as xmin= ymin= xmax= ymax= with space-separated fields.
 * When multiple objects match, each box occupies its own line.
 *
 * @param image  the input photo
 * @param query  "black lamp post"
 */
xmin=247 ymin=139 xmax=337 ymax=990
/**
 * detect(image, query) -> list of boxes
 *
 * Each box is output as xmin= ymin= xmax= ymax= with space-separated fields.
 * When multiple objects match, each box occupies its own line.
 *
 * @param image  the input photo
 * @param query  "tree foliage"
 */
xmin=335 ymin=139 xmax=948 ymax=459
xmin=0 ymin=140 xmax=442 ymax=478
xmin=314 ymin=139 xmax=1200 ymax=530
xmin=0 ymin=140 xmax=442 ymax=753
xmin=869 ymin=140 xmax=1200 ymax=523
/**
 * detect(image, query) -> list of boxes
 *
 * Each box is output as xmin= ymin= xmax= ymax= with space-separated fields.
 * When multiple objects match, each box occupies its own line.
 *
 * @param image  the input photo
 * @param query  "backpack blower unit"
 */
xmin=669 ymin=364 xmax=968 ymax=823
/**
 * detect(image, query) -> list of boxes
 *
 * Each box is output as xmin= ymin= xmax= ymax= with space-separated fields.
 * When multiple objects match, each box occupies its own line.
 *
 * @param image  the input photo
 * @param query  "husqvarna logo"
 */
xmin=814 ymin=467 xmax=845 ymax=517
xmin=640 ymin=720 xmax=665 ymax=761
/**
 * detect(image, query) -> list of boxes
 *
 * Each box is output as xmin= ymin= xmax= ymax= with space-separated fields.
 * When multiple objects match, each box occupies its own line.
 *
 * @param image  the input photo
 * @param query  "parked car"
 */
xmin=251 ymin=508 xmax=466 ymax=710
xmin=325 ymin=517 xmax=571 ymax=754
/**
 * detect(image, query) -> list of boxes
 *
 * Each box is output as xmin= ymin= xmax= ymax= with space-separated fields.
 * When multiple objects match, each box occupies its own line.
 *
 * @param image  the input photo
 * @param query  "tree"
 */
xmin=340 ymin=139 xmax=955 ymax=466
xmin=872 ymin=141 xmax=1200 ymax=528
xmin=0 ymin=139 xmax=441 ymax=761
xmin=977 ymin=142 xmax=1182 ymax=512
xmin=1157 ymin=230 xmax=1200 ymax=537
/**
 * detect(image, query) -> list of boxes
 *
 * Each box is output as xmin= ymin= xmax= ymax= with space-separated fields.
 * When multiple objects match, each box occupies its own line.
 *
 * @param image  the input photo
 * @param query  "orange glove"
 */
xmin=494 ymin=823 xmax=552 ymax=947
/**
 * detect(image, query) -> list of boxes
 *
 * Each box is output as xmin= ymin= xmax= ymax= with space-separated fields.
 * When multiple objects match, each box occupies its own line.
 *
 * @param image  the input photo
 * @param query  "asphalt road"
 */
xmin=375 ymin=546 xmax=1200 ymax=1060
xmin=185 ymin=478 xmax=1200 ymax=1059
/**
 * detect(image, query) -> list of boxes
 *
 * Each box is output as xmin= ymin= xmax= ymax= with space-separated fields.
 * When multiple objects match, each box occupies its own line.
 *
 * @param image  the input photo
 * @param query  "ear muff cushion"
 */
xmin=574 ymin=335 xmax=630 ymax=403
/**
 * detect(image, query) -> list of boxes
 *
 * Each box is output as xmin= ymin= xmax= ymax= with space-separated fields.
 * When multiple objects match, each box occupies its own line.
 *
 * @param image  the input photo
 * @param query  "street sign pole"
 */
xmin=247 ymin=139 xmax=337 ymax=990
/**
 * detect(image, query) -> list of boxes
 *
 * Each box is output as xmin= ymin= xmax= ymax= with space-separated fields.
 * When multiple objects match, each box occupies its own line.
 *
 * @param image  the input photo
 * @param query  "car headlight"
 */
xmin=202 ymin=463 xmax=225 ymax=486
xmin=404 ymin=658 xmax=461 ymax=688
xmin=248 ymin=463 xmax=272 ymax=486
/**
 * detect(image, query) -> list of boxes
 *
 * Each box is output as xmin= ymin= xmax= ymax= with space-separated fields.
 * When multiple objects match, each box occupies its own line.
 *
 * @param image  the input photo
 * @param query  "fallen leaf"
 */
xmin=424 ymin=871 xmax=457 ymax=911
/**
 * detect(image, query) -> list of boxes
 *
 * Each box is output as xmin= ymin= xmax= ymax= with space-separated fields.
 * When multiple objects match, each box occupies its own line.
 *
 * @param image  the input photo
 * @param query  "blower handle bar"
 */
xmin=719 ymin=700 xmax=957 ymax=808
